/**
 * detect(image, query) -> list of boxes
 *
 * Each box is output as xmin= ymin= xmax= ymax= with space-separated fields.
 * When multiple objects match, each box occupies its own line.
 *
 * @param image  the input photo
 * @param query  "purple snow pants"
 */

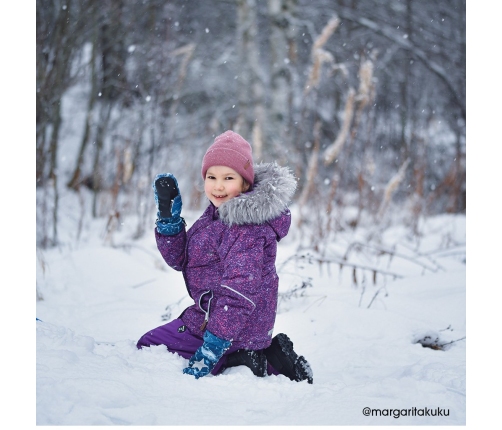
xmin=136 ymin=318 xmax=278 ymax=376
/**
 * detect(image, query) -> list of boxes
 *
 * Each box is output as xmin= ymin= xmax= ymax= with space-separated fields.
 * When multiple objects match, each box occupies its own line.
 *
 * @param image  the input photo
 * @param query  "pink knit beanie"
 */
xmin=201 ymin=130 xmax=255 ymax=186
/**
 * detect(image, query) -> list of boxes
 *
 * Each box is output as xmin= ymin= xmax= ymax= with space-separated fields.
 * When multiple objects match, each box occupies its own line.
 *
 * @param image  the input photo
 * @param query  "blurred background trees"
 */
xmin=36 ymin=0 xmax=465 ymax=249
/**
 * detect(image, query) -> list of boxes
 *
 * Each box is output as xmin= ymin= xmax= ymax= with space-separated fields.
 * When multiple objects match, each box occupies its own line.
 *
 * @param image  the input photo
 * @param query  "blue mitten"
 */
xmin=183 ymin=330 xmax=232 ymax=379
xmin=153 ymin=173 xmax=184 ymax=235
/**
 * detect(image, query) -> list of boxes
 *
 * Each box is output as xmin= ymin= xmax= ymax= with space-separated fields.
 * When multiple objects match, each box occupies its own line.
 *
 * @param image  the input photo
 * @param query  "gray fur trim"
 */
xmin=217 ymin=162 xmax=297 ymax=226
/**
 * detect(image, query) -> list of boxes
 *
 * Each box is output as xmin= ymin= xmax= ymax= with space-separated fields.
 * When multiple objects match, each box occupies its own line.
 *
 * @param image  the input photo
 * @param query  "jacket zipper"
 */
xmin=198 ymin=290 xmax=213 ymax=331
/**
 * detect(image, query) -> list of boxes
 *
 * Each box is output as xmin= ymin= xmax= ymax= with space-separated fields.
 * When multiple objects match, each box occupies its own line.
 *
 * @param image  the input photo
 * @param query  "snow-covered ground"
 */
xmin=34 ymin=188 xmax=468 ymax=426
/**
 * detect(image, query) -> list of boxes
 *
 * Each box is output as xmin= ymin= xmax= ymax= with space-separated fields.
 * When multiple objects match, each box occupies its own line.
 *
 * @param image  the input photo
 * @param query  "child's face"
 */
xmin=204 ymin=165 xmax=250 ymax=207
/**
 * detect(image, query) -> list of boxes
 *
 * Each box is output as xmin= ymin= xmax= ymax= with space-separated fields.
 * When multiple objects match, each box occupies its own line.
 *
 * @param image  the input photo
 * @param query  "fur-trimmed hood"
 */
xmin=217 ymin=161 xmax=297 ymax=227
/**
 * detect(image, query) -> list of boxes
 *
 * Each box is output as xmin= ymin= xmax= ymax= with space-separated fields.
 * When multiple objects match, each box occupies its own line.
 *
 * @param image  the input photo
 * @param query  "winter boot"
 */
xmin=264 ymin=333 xmax=313 ymax=384
xmin=225 ymin=349 xmax=267 ymax=377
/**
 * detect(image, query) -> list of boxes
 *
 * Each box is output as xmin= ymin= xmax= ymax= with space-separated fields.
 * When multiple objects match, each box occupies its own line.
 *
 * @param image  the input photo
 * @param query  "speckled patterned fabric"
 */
xmin=155 ymin=162 xmax=296 ymax=350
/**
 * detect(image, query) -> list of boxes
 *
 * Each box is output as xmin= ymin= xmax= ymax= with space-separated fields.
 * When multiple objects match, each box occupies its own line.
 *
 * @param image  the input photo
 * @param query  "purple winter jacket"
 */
xmin=155 ymin=162 xmax=297 ymax=350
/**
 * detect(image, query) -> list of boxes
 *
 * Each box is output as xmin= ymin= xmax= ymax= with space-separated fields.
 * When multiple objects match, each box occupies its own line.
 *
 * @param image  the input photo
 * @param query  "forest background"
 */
xmin=2 ymin=0 xmax=499 ymax=426
xmin=35 ymin=0 xmax=466 ymax=249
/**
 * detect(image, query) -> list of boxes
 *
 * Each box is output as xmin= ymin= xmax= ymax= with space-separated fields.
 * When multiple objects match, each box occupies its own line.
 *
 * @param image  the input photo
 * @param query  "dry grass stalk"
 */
xmin=304 ymin=16 xmax=340 ymax=95
xmin=342 ymin=53 xmax=377 ymax=151
xmin=356 ymin=58 xmax=374 ymax=109
xmin=123 ymin=146 xmax=133 ymax=184
xmin=172 ymin=42 xmax=196 ymax=64
xmin=426 ymin=156 xmax=464 ymax=213
xmin=298 ymin=121 xmax=321 ymax=211
xmin=377 ymin=158 xmax=411 ymax=219
xmin=313 ymin=16 xmax=340 ymax=51
xmin=311 ymin=50 xmax=333 ymax=90
xmin=103 ymin=147 xmax=125 ymax=245
xmin=323 ymin=88 xmax=355 ymax=165
xmin=349 ymin=53 xmax=377 ymax=147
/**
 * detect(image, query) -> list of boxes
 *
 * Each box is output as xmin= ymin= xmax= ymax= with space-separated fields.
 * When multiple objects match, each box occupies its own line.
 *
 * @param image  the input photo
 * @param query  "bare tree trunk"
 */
xmin=37 ymin=0 xmax=85 ymax=247
xmin=236 ymin=0 xmax=265 ymax=158
xmin=103 ymin=141 xmax=123 ymax=246
xmin=91 ymin=101 xmax=113 ymax=217
xmin=267 ymin=0 xmax=298 ymax=150
xmin=46 ymin=3 xmax=73 ymax=246
xmin=132 ymin=107 xmax=150 ymax=239
xmin=453 ymin=131 xmax=466 ymax=213
xmin=399 ymin=0 xmax=414 ymax=190
xmin=68 ymin=24 xmax=99 ymax=190
xmin=48 ymin=101 xmax=62 ymax=246
xmin=410 ymin=134 xmax=426 ymax=234
xmin=100 ymin=0 xmax=127 ymax=102
xmin=36 ymin=124 xmax=47 ymax=186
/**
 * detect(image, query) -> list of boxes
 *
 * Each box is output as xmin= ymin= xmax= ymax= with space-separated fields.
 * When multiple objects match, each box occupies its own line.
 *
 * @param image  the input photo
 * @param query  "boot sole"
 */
xmin=267 ymin=333 xmax=313 ymax=384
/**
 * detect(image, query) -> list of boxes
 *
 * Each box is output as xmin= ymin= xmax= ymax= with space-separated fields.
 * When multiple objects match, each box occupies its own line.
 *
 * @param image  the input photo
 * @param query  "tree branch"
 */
xmin=335 ymin=8 xmax=465 ymax=119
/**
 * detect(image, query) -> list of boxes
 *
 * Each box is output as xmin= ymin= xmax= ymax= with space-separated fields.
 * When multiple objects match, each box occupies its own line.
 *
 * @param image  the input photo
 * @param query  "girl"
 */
xmin=137 ymin=130 xmax=313 ymax=384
